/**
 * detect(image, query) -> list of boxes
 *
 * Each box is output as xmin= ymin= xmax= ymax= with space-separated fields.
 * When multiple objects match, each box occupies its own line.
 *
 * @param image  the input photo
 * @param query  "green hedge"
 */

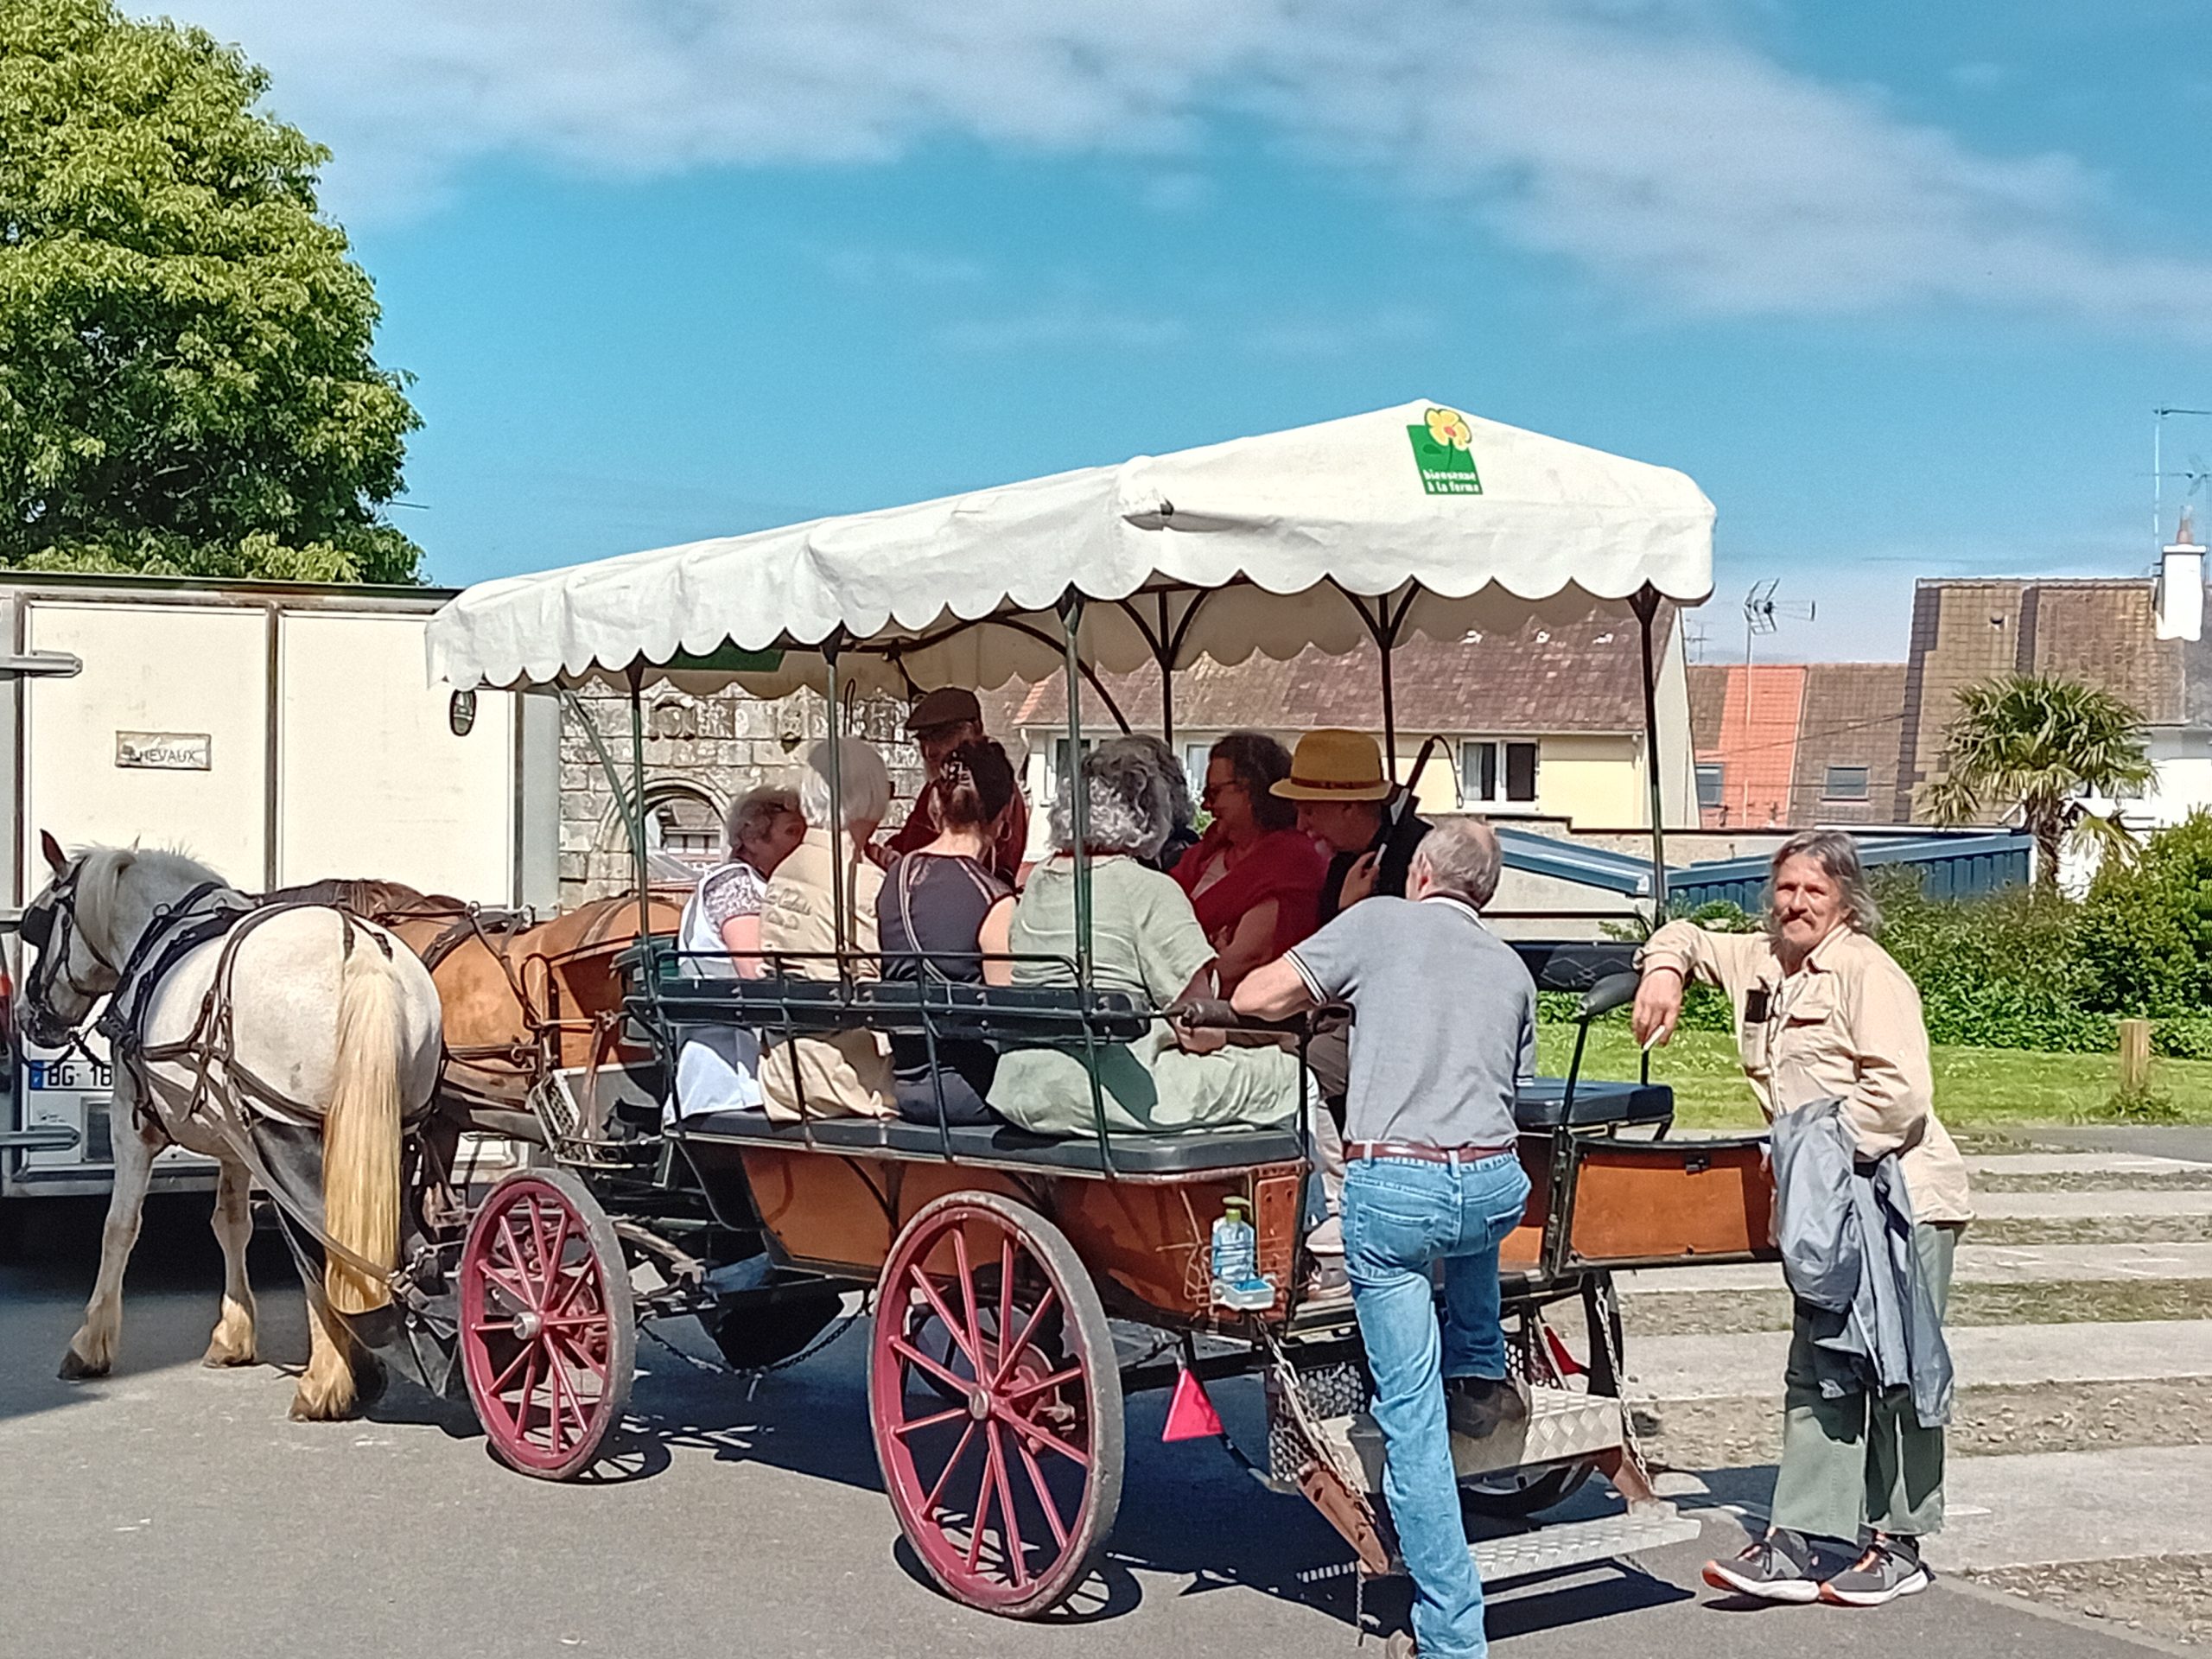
xmin=1534 ymin=816 xmax=2212 ymax=1055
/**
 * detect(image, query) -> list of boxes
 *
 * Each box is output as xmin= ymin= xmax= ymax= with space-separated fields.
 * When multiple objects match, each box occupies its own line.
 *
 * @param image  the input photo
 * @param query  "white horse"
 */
xmin=20 ymin=836 xmax=442 ymax=1421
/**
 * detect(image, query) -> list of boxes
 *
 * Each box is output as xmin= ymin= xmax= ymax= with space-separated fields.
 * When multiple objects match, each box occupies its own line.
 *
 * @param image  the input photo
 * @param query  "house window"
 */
xmin=1822 ymin=765 xmax=1871 ymax=803
xmin=1184 ymin=743 xmax=1212 ymax=788
xmin=1040 ymin=736 xmax=1096 ymax=800
xmin=1695 ymin=763 xmax=1726 ymax=810
xmin=1459 ymin=740 xmax=1539 ymax=805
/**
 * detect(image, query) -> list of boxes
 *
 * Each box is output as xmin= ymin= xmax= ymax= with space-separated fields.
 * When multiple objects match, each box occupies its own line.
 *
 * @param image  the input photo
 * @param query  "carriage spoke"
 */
xmin=993 ymin=1285 xmax=1058 ymax=1389
xmin=921 ymin=1421 xmax=979 ymax=1515
xmin=486 ymin=1336 xmax=537 ymax=1397
xmin=950 ymin=1230 xmax=986 ymax=1381
xmin=986 ymin=1422 xmax=1030 ymax=1589
xmin=1001 ymin=1364 xmax=1083 ymax=1403
xmin=1004 ymin=1413 xmax=1090 ymax=1470
xmin=496 ymin=1215 xmax=535 ymax=1303
xmin=888 ymin=1403 xmax=967 ymax=1440
xmin=995 ymin=1237 xmax=1014 ymax=1381
xmin=514 ymin=1346 xmax=542 ymax=1444
xmin=966 ymin=1431 xmax=1000 ymax=1575
xmin=907 ymin=1267 xmax=982 ymax=1371
xmin=1012 ymin=1432 xmax=1071 ymax=1551
xmin=889 ymin=1335 xmax=977 ymax=1400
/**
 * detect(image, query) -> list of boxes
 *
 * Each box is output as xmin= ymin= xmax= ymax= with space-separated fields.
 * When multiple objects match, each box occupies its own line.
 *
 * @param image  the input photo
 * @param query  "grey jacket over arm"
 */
xmin=1770 ymin=1096 xmax=1954 ymax=1427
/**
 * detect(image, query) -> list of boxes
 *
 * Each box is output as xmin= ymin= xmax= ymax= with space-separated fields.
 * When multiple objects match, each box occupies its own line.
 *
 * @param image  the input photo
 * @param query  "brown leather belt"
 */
xmin=1347 ymin=1141 xmax=1516 ymax=1165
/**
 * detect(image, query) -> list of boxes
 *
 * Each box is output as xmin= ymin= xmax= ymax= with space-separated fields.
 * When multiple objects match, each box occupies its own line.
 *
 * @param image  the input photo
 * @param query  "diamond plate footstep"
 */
xmin=1473 ymin=1504 xmax=1704 ymax=1584
xmin=1323 ymin=1384 xmax=1630 ymax=1492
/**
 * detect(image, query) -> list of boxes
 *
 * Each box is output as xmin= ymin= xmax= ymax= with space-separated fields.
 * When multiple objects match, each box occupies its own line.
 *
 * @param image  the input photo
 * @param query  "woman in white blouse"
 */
xmin=672 ymin=785 xmax=804 ymax=1117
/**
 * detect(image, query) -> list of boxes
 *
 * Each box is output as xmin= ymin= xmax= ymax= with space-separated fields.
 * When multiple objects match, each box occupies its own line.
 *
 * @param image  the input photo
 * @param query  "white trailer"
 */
xmin=0 ymin=572 xmax=559 ymax=1204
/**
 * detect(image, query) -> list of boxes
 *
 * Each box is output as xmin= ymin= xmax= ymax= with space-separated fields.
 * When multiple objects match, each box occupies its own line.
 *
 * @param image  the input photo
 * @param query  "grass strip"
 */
xmin=1623 ymin=1278 xmax=2212 ymax=1338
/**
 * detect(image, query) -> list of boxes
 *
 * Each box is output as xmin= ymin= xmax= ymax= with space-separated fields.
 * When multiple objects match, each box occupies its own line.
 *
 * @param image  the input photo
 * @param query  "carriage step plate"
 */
xmin=1319 ymin=1384 xmax=1629 ymax=1492
xmin=1473 ymin=1504 xmax=1703 ymax=1585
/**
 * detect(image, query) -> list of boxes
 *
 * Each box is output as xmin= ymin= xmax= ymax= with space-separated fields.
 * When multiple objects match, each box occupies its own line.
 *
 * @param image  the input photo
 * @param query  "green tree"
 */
xmin=0 ymin=0 xmax=422 ymax=581
xmin=1923 ymin=674 xmax=2154 ymax=890
xmin=2077 ymin=811 xmax=2212 ymax=1019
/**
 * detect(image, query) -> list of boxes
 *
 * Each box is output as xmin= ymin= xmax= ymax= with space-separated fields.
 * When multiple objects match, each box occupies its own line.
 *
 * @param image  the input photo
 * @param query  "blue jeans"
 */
xmin=1344 ymin=1152 xmax=1532 ymax=1659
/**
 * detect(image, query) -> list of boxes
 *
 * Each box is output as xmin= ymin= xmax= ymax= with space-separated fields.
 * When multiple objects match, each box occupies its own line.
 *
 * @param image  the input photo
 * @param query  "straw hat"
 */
xmin=1269 ymin=729 xmax=1393 ymax=802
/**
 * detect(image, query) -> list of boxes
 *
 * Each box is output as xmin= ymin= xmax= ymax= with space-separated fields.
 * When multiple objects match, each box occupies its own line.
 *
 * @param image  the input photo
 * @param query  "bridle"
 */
xmin=19 ymin=862 xmax=119 ymax=1043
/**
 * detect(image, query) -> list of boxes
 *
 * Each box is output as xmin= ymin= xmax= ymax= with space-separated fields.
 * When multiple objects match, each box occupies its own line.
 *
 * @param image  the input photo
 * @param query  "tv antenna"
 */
xmin=1738 ymin=581 xmax=1815 ymax=825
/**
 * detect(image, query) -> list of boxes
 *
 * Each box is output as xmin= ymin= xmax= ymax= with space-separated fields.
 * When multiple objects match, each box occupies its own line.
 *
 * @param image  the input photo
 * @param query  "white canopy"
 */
xmin=426 ymin=399 xmax=1713 ymax=696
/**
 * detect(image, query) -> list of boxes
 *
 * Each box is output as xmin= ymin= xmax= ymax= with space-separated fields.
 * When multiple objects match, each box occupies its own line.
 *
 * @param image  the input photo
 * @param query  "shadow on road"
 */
xmin=0 ymin=1192 xmax=306 ymax=1424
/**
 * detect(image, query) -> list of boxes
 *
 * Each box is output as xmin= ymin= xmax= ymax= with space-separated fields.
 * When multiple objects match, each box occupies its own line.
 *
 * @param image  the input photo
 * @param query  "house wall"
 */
xmin=1533 ymin=734 xmax=1647 ymax=827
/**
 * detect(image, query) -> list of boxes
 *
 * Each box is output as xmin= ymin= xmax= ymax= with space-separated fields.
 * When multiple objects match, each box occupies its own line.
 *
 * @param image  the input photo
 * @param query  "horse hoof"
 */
xmin=289 ymin=1384 xmax=356 ymax=1422
xmin=201 ymin=1345 xmax=257 ymax=1370
xmin=58 ymin=1348 xmax=109 ymax=1381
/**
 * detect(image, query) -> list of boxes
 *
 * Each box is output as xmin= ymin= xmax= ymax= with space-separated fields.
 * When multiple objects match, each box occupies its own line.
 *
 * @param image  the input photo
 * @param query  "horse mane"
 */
xmin=74 ymin=844 xmax=231 ymax=957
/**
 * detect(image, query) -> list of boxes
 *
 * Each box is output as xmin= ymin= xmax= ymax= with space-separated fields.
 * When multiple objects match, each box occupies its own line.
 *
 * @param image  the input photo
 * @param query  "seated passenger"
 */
xmin=1098 ymin=734 xmax=1200 ymax=874
xmin=877 ymin=740 xmax=1019 ymax=1127
xmin=671 ymin=785 xmax=804 ymax=1118
xmin=758 ymin=738 xmax=897 ymax=1122
xmin=989 ymin=742 xmax=1309 ymax=1137
xmin=1173 ymin=731 xmax=1326 ymax=991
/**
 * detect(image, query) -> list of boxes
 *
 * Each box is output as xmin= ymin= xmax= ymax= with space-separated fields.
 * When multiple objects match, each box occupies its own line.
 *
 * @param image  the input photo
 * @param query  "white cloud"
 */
xmin=181 ymin=0 xmax=2212 ymax=335
xmin=932 ymin=301 xmax=1189 ymax=353
xmin=800 ymin=242 xmax=987 ymax=289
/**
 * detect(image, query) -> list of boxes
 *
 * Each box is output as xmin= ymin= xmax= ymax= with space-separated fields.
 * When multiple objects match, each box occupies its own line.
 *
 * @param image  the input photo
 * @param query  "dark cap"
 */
xmin=905 ymin=686 xmax=982 ymax=735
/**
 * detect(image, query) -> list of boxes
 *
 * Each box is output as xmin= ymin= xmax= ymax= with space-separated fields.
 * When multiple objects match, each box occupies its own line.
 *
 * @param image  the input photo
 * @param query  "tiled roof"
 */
xmin=1789 ymin=664 xmax=1907 ymax=825
xmin=1897 ymin=578 xmax=2187 ymax=818
xmin=996 ymin=601 xmax=1678 ymax=736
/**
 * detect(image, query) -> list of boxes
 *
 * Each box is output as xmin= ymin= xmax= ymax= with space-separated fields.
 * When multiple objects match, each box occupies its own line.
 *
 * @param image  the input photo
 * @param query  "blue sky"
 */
xmin=186 ymin=0 xmax=2212 ymax=660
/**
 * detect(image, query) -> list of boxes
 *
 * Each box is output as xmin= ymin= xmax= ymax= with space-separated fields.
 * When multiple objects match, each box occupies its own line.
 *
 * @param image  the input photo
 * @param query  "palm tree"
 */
xmin=1923 ymin=675 xmax=2155 ymax=890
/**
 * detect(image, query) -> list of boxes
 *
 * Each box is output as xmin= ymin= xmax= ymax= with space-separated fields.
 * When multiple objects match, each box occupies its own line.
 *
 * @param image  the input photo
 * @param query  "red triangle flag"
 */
xmin=1162 ymin=1366 xmax=1224 ymax=1441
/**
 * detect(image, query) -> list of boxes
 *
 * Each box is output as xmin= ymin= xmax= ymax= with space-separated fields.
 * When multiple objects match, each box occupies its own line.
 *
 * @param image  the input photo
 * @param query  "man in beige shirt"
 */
xmin=1634 ymin=829 xmax=1971 ymax=1609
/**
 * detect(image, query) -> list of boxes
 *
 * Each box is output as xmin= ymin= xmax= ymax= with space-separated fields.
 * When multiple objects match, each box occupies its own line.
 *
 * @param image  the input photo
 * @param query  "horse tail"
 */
xmin=322 ymin=934 xmax=404 ymax=1318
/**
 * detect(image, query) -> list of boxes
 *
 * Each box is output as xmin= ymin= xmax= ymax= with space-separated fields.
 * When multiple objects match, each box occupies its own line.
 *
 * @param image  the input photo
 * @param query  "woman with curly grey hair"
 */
xmin=988 ymin=741 xmax=1308 ymax=1136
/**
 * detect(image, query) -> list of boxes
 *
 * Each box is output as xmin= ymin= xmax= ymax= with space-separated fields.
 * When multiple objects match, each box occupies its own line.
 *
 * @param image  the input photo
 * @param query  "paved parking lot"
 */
xmin=0 ymin=1192 xmax=2180 ymax=1659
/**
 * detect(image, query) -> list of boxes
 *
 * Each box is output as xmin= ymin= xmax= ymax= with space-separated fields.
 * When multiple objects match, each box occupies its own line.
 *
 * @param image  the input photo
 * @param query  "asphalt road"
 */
xmin=0 ymin=1196 xmax=2177 ymax=1659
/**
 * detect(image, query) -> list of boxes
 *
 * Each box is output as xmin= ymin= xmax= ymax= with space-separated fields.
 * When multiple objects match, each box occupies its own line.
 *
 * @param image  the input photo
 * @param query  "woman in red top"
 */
xmin=1173 ymin=731 xmax=1328 ymax=992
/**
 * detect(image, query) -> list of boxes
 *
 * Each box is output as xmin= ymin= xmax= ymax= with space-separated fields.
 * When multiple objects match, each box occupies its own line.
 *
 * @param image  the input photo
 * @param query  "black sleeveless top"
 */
xmin=879 ymin=853 xmax=1008 ymax=984
xmin=877 ymin=853 xmax=1010 ymax=1083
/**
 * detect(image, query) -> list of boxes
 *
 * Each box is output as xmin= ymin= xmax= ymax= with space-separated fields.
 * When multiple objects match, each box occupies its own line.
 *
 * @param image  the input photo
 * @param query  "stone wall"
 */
xmin=557 ymin=685 xmax=923 ymax=906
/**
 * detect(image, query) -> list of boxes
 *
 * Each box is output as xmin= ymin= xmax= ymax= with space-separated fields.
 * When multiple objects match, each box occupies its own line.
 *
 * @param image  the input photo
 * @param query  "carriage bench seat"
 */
xmin=644 ymin=975 xmax=1155 ymax=1045
xmin=1511 ymin=1078 xmax=1673 ymax=1131
xmin=678 ymin=1107 xmax=1307 ymax=1175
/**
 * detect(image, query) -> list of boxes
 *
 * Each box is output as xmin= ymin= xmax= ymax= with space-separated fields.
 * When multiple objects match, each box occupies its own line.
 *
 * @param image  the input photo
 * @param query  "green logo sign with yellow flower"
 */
xmin=1408 ymin=406 xmax=1482 ymax=495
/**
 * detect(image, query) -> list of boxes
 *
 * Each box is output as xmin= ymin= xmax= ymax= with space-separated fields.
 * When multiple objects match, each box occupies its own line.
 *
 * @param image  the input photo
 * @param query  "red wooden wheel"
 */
xmin=460 ymin=1169 xmax=635 ymax=1480
xmin=869 ymin=1193 xmax=1123 ymax=1618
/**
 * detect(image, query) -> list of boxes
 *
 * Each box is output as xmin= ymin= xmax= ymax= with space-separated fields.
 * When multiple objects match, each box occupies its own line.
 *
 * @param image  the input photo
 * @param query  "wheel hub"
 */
xmin=968 ymin=1388 xmax=993 ymax=1421
xmin=512 ymin=1308 xmax=543 ymax=1343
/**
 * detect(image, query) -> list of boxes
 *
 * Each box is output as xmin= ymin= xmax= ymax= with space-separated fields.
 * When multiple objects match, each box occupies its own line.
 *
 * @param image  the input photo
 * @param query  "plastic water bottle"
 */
xmin=1210 ymin=1198 xmax=1275 ymax=1310
xmin=1211 ymin=1197 xmax=1256 ymax=1291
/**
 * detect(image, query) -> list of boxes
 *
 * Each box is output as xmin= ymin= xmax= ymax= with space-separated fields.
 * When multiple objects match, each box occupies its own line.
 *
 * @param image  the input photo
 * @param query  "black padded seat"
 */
xmin=679 ymin=1107 xmax=1306 ymax=1173
xmin=643 ymin=976 xmax=1153 ymax=1044
xmin=1511 ymin=1077 xmax=1673 ymax=1130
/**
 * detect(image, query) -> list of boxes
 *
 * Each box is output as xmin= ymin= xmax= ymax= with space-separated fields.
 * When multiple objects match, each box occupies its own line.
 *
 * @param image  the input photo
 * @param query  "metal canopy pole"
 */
xmin=823 ymin=632 xmax=849 ymax=977
xmin=1630 ymin=586 xmax=1670 ymax=916
xmin=625 ymin=666 xmax=651 ymax=944
xmin=1059 ymin=593 xmax=1091 ymax=986
xmin=1156 ymin=594 xmax=1175 ymax=751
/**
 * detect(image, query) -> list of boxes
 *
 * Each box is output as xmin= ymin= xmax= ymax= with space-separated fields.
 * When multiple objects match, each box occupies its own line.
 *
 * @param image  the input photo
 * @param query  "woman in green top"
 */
xmin=989 ymin=741 xmax=1309 ymax=1136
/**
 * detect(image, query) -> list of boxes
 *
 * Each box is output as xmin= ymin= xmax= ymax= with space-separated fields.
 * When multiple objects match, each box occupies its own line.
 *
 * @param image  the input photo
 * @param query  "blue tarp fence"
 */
xmin=1493 ymin=826 xmax=2031 ymax=908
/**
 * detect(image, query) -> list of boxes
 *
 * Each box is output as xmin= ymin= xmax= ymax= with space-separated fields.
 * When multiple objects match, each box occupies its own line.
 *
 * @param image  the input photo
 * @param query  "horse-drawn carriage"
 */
xmin=25 ymin=401 xmax=1780 ymax=1622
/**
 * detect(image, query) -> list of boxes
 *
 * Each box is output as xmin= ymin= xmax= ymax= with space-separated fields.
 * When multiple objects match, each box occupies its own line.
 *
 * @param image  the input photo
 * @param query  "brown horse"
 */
xmin=269 ymin=879 xmax=683 ymax=1161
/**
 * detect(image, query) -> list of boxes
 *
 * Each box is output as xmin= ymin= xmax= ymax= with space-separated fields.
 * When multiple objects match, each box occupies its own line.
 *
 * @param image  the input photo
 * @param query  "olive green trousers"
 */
xmin=1769 ymin=1221 xmax=1962 ymax=1544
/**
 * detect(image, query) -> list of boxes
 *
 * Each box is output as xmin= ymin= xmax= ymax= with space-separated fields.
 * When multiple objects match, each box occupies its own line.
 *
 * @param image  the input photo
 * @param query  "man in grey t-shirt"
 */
xmin=1233 ymin=817 xmax=1535 ymax=1659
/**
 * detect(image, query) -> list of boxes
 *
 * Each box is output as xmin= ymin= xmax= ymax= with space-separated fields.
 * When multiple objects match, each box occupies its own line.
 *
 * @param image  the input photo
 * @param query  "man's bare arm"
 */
xmin=1232 ymin=954 xmax=1316 ymax=1020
